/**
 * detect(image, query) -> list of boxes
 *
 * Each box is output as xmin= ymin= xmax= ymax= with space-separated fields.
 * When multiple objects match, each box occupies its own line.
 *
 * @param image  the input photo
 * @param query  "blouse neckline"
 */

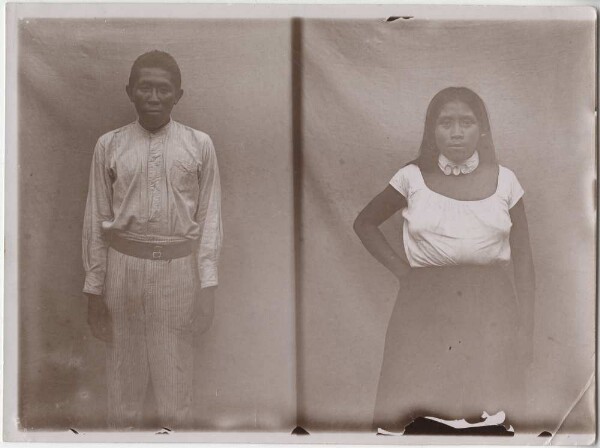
xmin=416 ymin=164 xmax=501 ymax=203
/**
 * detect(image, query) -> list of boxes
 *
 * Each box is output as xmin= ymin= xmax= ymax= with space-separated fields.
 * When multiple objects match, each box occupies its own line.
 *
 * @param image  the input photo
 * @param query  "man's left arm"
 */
xmin=196 ymin=135 xmax=222 ymax=287
xmin=192 ymin=135 xmax=222 ymax=333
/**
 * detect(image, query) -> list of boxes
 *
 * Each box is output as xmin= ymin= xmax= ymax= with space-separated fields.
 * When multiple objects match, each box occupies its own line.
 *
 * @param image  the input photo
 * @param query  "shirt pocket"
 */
xmin=169 ymin=159 xmax=199 ymax=195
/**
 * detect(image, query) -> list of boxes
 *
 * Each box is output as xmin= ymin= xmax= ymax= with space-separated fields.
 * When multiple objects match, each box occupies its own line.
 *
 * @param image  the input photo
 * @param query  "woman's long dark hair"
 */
xmin=409 ymin=87 xmax=497 ymax=171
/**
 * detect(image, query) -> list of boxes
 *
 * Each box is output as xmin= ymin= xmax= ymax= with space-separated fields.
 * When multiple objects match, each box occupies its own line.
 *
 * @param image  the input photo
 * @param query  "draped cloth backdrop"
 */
xmin=15 ymin=13 xmax=596 ymax=435
xmin=18 ymin=19 xmax=296 ymax=430
xmin=297 ymin=17 xmax=596 ymax=434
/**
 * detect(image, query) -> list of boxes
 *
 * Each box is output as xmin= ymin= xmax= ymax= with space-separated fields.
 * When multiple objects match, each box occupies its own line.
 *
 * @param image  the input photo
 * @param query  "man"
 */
xmin=82 ymin=50 xmax=222 ymax=429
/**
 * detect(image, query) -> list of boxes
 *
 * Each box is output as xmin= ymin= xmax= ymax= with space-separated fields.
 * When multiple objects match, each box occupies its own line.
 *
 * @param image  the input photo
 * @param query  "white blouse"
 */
xmin=389 ymin=164 xmax=524 ymax=268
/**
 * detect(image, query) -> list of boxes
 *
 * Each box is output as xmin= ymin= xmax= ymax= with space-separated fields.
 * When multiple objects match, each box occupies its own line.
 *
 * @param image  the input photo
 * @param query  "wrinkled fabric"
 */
xmin=104 ymin=247 xmax=197 ymax=429
xmin=83 ymin=119 xmax=222 ymax=295
xmin=390 ymin=164 xmax=523 ymax=268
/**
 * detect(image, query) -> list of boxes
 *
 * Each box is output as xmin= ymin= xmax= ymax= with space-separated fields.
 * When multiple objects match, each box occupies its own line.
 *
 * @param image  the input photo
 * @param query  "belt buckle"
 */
xmin=152 ymin=245 xmax=163 ymax=259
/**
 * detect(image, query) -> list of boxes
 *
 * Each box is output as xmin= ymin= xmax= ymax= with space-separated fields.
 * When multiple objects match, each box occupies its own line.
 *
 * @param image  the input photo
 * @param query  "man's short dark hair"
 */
xmin=129 ymin=50 xmax=182 ymax=89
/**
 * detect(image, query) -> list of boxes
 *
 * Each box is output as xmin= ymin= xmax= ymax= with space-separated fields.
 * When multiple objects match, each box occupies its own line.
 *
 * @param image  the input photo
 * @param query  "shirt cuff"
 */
xmin=199 ymin=269 xmax=218 ymax=289
xmin=83 ymin=273 xmax=104 ymax=296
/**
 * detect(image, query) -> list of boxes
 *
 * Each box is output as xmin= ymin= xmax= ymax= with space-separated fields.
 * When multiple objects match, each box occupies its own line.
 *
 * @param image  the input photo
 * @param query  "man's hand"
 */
xmin=86 ymin=293 xmax=112 ymax=343
xmin=192 ymin=287 xmax=216 ymax=335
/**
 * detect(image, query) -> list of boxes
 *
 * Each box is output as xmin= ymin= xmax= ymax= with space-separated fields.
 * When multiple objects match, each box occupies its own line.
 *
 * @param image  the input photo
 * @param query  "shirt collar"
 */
xmin=438 ymin=151 xmax=480 ymax=176
xmin=135 ymin=118 xmax=173 ymax=137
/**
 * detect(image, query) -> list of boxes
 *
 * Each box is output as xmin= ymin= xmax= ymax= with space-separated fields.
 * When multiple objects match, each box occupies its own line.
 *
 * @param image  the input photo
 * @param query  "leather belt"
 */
xmin=110 ymin=234 xmax=195 ymax=260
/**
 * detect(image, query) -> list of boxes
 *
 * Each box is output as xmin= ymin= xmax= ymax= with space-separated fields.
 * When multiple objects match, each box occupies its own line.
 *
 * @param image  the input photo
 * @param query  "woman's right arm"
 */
xmin=353 ymin=185 xmax=411 ymax=279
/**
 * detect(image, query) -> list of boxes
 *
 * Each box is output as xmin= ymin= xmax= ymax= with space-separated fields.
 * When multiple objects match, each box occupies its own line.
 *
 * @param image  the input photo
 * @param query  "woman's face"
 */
xmin=434 ymin=100 xmax=480 ymax=163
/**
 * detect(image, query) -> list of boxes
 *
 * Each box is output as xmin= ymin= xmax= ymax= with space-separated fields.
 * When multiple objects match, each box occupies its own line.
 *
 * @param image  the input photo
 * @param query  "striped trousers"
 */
xmin=104 ymin=247 xmax=198 ymax=429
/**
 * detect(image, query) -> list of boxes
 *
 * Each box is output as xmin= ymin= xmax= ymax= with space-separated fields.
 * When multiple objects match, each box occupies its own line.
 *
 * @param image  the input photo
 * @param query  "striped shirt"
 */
xmin=82 ymin=119 xmax=222 ymax=295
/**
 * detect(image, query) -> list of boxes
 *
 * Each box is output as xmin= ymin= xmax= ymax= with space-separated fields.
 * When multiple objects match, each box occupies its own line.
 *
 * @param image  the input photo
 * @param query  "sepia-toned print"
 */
xmin=4 ymin=3 xmax=596 ymax=444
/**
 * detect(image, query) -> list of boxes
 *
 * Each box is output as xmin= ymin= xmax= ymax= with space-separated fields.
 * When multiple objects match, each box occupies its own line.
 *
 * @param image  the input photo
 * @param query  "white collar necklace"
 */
xmin=438 ymin=151 xmax=480 ymax=176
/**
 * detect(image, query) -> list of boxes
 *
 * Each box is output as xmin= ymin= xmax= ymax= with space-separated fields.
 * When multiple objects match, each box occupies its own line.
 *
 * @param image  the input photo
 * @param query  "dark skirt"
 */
xmin=372 ymin=265 xmax=525 ymax=432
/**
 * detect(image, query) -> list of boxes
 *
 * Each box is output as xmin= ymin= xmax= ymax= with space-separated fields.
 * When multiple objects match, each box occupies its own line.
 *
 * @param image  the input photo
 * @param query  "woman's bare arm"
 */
xmin=509 ymin=198 xmax=536 ymax=360
xmin=353 ymin=185 xmax=410 ymax=279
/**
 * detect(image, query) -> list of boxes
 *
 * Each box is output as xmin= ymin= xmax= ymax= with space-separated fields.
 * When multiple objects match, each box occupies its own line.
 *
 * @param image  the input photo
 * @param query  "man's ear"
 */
xmin=125 ymin=84 xmax=134 ymax=102
xmin=174 ymin=89 xmax=184 ymax=105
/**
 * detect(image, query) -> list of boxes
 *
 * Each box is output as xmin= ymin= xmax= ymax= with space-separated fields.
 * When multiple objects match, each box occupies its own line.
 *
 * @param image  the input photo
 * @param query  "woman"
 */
xmin=354 ymin=87 xmax=535 ymax=432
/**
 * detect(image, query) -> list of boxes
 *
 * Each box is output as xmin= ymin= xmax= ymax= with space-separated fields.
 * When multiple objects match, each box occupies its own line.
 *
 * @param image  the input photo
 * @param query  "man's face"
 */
xmin=126 ymin=67 xmax=183 ymax=131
